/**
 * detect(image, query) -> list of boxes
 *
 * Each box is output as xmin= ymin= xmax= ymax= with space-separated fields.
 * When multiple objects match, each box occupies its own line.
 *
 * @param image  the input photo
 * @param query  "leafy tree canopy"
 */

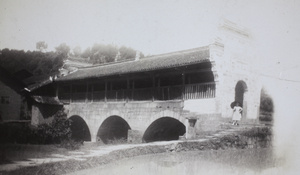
xmin=55 ymin=43 xmax=70 ymax=59
xmin=72 ymin=46 xmax=82 ymax=57
xmin=36 ymin=41 xmax=48 ymax=52
xmin=80 ymin=44 xmax=144 ymax=64
xmin=0 ymin=48 xmax=64 ymax=83
xmin=0 ymin=42 xmax=144 ymax=84
xmin=260 ymin=88 xmax=274 ymax=113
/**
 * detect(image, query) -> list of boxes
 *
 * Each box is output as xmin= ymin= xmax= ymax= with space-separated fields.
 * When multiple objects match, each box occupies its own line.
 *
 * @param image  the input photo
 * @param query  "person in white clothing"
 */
xmin=232 ymin=102 xmax=243 ymax=125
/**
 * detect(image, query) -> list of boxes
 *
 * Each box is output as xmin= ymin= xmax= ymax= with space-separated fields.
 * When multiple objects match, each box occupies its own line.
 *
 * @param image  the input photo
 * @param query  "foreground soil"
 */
xmin=0 ymin=125 xmax=271 ymax=175
xmin=68 ymin=148 xmax=282 ymax=175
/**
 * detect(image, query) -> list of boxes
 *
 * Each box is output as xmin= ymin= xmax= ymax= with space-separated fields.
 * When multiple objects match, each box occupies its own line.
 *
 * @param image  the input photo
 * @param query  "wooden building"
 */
xmin=56 ymin=46 xmax=216 ymax=104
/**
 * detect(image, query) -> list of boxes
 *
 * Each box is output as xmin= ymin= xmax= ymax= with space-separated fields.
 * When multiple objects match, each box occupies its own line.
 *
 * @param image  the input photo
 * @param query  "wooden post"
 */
xmin=105 ymin=80 xmax=107 ymax=102
xmin=167 ymin=87 xmax=170 ymax=100
xmin=158 ymin=77 xmax=161 ymax=100
xmin=85 ymin=83 xmax=88 ymax=103
xmin=182 ymin=72 xmax=185 ymax=100
xmin=55 ymin=84 xmax=59 ymax=98
xmin=152 ymin=75 xmax=155 ymax=102
xmin=127 ymin=77 xmax=130 ymax=102
xmin=132 ymin=80 xmax=135 ymax=100
xmin=91 ymin=83 xmax=94 ymax=102
xmin=70 ymin=84 xmax=73 ymax=103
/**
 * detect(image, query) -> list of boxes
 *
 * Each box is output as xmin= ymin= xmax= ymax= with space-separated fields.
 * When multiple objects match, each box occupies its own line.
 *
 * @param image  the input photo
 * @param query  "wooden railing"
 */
xmin=184 ymin=83 xmax=215 ymax=99
xmin=59 ymin=82 xmax=216 ymax=103
xmin=60 ymin=93 xmax=71 ymax=103
xmin=93 ymin=92 xmax=105 ymax=102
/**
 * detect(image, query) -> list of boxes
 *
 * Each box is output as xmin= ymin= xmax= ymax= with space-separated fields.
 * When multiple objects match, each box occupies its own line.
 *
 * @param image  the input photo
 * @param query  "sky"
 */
xmin=0 ymin=0 xmax=299 ymax=58
xmin=1 ymin=0 xmax=300 ymax=78
xmin=2 ymin=0 xmax=299 ymax=80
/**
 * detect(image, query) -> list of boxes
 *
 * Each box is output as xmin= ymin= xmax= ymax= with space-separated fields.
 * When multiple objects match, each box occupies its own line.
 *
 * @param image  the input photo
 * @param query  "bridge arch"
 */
xmin=97 ymin=115 xmax=131 ymax=144
xmin=142 ymin=117 xmax=186 ymax=143
xmin=68 ymin=115 xmax=91 ymax=142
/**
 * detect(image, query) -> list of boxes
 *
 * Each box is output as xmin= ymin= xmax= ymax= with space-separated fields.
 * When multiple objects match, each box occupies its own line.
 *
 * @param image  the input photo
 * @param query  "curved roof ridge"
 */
xmin=145 ymin=45 xmax=209 ymax=59
xmin=57 ymin=45 xmax=211 ymax=81
xmin=77 ymin=46 xmax=210 ymax=70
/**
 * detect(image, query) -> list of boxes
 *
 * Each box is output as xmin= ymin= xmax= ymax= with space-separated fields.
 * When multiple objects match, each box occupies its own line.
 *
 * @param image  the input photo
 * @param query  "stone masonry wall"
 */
xmin=65 ymin=100 xmax=184 ymax=142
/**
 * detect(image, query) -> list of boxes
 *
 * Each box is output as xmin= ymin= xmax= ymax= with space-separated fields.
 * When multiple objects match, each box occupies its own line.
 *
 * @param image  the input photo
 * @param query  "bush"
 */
xmin=259 ymin=89 xmax=274 ymax=122
xmin=58 ymin=139 xmax=83 ymax=150
xmin=259 ymin=112 xmax=273 ymax=122
xmin=241 ymin=127 xmax=272 ymax=139
xmin=107 ymin=138 xmax=127 ymax=145
xmin=31 ymin=109 xmax=71 ymax=144
xmin=0 ymin=109 xmax=80 ymax=148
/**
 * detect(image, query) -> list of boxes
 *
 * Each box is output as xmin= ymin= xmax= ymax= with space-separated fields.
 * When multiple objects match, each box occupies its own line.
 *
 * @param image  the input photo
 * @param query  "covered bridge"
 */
xmin=47 ymin=40 xmax=261 ymax=143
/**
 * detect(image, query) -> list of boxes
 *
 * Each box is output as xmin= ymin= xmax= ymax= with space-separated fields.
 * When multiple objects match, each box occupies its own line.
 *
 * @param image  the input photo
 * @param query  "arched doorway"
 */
xmin=142 ymin=117 xmax=186 ymax=143
xmin=69 ymin=115 xmax=91 ymax=142
xmin=97 ymin=115 xmax=131 ymax=144
xmin=234 ymin=80 xmax=248 ymax=118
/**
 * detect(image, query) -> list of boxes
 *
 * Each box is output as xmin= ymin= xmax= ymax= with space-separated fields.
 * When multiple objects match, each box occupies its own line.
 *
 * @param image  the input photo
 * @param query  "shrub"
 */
xmin=58 ymin=139 xmax=83 ymax=150
xmin=241 ymin=127 xmax=272 ymax=139
xmin=259 ymin=112 xmax=273 ymax=122
xmin=259 ymin=88 xmax=274 ymax=122
xmin=31 ymin=109 xmax=72 ymax=144
xmin=107 ymin=138 xmax=127 ymax=145
xmin=0 ymin=109 xmax=78 ymax=147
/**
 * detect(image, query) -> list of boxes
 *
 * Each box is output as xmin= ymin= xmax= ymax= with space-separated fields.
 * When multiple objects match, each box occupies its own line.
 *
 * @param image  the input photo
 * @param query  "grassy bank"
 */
xmin=75 ymin=148 xmax=280 ymax=175
xmin=0 ymin=144 xmax=70 ymax=165
xmin=0 ymin=126 xmax=273 ymax=175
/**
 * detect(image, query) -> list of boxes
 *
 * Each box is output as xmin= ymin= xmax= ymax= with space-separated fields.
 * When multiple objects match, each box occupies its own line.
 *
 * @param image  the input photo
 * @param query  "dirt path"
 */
xmin=0 ymin=125 xmax=266 ymax=174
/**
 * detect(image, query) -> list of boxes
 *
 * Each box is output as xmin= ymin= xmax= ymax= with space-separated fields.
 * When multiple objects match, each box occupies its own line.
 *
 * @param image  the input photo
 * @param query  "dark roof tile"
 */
xmin=57 ymin=46 xmax=210 ymax=81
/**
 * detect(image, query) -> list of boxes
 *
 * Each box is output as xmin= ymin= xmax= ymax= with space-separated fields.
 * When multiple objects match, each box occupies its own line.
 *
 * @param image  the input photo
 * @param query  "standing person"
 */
xmin=232 ymin=102 xmax=243 ymax=125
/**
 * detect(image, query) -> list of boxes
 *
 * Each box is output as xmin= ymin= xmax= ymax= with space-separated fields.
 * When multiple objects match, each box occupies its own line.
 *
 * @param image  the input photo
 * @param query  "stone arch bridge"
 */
xmin=65 ymin=101 xmax=187 ymax=143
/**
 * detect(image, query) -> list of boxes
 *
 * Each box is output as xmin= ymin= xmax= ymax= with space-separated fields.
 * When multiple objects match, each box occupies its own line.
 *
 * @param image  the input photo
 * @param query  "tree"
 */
xmin=119 ymin=46 xmax=136 ymax=60
xmin=81 ymin=47 xmax=92 ymax=58
xmin=260 ymin=89 xmax=274 ymax=113
xmin=72 ymin=46 xmax=82 ymax=57
xmin=90 ymin=44 xmax=118 ymax=64
xmin=55 ymin=43 xmax=70 ymax=59
xmin=259 ymin=88 xmax=274 ymax=121
xmin=0 ymin=48 xmax=64 ymax=79
xmin=80 ymin=44 xmax=144 ymax=64
xmin=36 ymin=41 xmax=48 ymax=52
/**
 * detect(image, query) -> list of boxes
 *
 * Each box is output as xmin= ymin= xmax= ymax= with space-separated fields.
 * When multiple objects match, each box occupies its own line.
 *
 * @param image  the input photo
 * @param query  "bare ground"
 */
xmin=0 ymin=125 xmax=271 ymax=175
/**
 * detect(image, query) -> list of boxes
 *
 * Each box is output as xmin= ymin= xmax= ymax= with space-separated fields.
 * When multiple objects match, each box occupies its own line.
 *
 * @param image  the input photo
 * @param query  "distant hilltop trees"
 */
xmin=0 ymin=48 xmax=64 ymax=78
xmin=0 ymin=42 xmax=144 ymax=83
xmin=45 ymin=41 xmax=145 ymax=64
xmin=79 ymin=44 xmax=145 ymax=64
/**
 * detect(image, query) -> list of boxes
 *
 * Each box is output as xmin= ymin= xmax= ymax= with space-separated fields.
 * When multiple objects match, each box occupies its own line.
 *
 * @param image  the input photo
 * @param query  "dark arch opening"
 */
xmin=235 ymin=80 xmax=248 ymax=107
xmin=142 ymin=117 xmax=186 ymax=143
xmin=69 ymin=115 xmax=91 ymax=142
xmin=97 ymin=115 xmax=131 ymax=144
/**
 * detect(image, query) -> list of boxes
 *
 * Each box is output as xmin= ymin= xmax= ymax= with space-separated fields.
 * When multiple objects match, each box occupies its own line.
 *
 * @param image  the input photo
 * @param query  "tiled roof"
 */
xmin=32 ymin=96 xmax=63 ymax=105
xmin=27 ymin=78 xmax=53 ymax=92
xmin=56 ymin=46 xmax=210 ymax=81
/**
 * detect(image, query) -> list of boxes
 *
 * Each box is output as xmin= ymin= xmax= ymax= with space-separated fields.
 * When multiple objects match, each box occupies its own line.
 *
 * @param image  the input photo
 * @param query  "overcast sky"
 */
xmin=0 ymin=0 xmax=300 ymax=75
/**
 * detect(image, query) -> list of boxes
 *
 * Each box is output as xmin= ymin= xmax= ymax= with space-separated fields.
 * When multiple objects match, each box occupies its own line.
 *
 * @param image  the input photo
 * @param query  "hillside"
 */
xmin=0 ymin=49 xmax=64 ymax=86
